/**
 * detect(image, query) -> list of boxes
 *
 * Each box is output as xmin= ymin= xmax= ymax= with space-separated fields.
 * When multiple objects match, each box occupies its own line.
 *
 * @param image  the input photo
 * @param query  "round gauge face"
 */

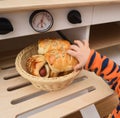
xmin=29 ymin=10 xmax=53 ymax=32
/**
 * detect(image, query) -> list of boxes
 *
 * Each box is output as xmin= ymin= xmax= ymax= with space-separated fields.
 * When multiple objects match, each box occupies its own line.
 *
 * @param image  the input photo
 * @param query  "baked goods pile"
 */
xmin=26 ymin=38 xmax=78 ymax=78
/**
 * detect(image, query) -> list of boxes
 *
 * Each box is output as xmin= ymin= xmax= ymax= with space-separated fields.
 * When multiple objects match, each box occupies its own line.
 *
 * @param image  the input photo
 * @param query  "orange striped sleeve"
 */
xmin=84 ymin=49 xmax=120 ymax=91
xmin=84 ymin=49 xmax=120 ymax=118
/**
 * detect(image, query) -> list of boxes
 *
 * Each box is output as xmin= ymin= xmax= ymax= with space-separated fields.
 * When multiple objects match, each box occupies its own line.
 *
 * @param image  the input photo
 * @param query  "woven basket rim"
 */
xmin=15 ymin=44 xmax=80 ymax=83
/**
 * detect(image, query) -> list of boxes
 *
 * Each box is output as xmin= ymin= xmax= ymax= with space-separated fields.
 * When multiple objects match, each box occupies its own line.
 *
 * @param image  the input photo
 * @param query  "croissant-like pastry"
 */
xmin=26 ymin=55 xmax=50 ymax=77
xmin=27 ymin=39 xmax=78 ymax=77
xmin=45 ymin=49 xmax=78 ymax=76
xmin=38 ymin=38 xmax=71 ymax=54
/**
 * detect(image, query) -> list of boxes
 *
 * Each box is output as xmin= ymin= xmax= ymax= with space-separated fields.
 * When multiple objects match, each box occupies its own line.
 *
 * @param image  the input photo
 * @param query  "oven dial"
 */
xmin=0 ymin=18 xmax=13 ymax=35
xmin=67 ymin=10 xmax=82 ymax=24
xmin=29 ymin=10 xmax=53 ymax=32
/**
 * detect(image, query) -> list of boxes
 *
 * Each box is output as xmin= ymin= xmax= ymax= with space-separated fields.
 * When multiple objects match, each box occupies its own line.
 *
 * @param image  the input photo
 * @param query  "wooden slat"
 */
xmin=1 ymin=76 xmax=29 ymax=87
xmin=0 ymin=77 xmax=30 ymax=92
xmin=0 ymin=75 xmax=90 ymax=114
xmin=11 ymin=79 xmax=93 ymax=110
xmin=0 ymin=55 xmax=113 ymax=118
xmin=0 ymin=70 xmax=113 ymax=118
xmin=29 ymin=92 xmax=112 ymax=118
xmin=0 ymin=86 xmax=40 ymax=114
xmin=29 ymin=71 xmax=113 ymax=118
xmin=29 ymin=82 xmax=113 ymax=118
xmin=0 ymin=0 xmax=120 ymax=13
xmin=0 ymin=85 xmax=39 ymax=102
xmin=1 ymin=68 xmax=19 ymax=78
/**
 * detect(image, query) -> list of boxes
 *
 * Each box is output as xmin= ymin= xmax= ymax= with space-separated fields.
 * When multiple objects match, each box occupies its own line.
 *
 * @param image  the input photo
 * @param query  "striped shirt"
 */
xmin=84 ymin=50 xmax=120 ymax=118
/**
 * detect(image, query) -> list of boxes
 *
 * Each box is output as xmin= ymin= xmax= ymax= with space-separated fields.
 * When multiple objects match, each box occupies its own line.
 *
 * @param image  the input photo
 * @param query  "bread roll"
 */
xmin=27 ymin=39 xmax=78 ymax=77
xmin=45 ymin=49 xmax=78 ymax=76
xmin=26 ymin=55 xmax=50 ymax=77
xmin=38 ymin=38 xmax=70 ymax=54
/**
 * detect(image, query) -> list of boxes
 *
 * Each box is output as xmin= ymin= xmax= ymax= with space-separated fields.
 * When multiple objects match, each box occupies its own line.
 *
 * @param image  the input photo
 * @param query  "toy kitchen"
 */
xmin=0 ymin=0 xmax=120 ymax=118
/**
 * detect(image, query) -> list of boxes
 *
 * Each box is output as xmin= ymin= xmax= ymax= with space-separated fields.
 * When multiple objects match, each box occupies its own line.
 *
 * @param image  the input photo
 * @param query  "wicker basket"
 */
xmin=15 ymin=44 xmax=80 ymax=91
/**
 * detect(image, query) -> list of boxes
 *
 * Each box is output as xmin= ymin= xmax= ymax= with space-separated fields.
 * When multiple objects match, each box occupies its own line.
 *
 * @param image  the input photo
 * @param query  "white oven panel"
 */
xmin=0 ymin=6 xmax=93 ymax=40
xmin=92 ymin=5 xmax=120 ymax=25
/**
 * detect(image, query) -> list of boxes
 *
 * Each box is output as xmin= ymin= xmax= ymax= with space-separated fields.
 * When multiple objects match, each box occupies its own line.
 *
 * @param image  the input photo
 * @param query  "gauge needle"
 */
xmin=39 ymin=14 xmax=44 ymax=28
xmin=37 ymin=19 xmax=43 ymax=28
xmin=40 ymin=20 xmax=43 ymax=28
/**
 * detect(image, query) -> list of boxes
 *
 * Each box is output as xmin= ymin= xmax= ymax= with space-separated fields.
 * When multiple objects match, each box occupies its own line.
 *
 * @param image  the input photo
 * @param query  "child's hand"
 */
xmin=67 ymin=40 xmax=90 ymax=71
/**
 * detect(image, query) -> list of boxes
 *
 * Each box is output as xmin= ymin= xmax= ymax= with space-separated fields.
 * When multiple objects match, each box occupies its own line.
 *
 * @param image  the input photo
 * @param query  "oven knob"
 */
xmin=67 ymin=10 xmax=82 ymax=24
xmin=0 ymin=18 xmax=13 ymax=35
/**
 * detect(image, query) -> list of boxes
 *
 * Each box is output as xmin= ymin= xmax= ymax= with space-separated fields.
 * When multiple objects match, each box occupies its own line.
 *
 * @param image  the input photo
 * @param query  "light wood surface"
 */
xmin=0 ymin=0 xmax=120 ymax=13
xmin=0 ymin=54 xmax=113 ymax=118
xmin=64 ymin=93 xmax=119 ymax=118
xmin=96 ymin=93 xmax=119 ymax=118
xmin=89 ymin=23 xmax=120 ymax=50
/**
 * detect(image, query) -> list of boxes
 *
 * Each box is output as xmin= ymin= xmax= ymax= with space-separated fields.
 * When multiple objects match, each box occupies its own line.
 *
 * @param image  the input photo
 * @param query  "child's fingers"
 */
xmin=70 ymin=45 xmax=80 ymax=51
xmin=74 ymin=63 xmax=82 ymax=71
xmin=67 ymin=50 xmax=77 ymax=57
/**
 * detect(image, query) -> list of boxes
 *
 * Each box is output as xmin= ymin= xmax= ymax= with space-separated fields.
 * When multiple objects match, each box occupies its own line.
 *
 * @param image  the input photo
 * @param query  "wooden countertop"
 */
xmin=0 ymin=0 xmax=120 ymax=13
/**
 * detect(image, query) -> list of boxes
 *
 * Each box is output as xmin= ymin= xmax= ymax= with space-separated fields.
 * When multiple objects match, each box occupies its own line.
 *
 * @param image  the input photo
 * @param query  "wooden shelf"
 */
xmin=0 ymin=0 xmax=120 ymax=13
xmin=89 ymin=22 xmax=120 ymax=50
xmin=65 ymin=93 xmax=118 ymax=118
xmin=0 ymin=54 xmax=113 ymax=118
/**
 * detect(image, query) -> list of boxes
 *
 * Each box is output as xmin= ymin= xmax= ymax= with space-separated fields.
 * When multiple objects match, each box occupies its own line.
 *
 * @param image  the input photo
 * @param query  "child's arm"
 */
xmin=67 ymin=39 xmax=120 ymax=117
xmin=67 ymin=40 xmax=120 ymax=92
xmin=84 ymin=49 xmax=120 ymax=92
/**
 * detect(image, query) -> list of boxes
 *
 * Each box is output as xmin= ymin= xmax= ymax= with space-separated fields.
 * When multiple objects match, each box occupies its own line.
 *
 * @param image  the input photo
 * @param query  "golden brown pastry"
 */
xmin=45 ymin=49 xmax=78 ymax=77
xmin=27 ymin=39 xmax=78 ymax=78
xmin=38 ymin=38 xmax=71 ymax=54
xmin=26 ymin=55 xmax=50 ymax=77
